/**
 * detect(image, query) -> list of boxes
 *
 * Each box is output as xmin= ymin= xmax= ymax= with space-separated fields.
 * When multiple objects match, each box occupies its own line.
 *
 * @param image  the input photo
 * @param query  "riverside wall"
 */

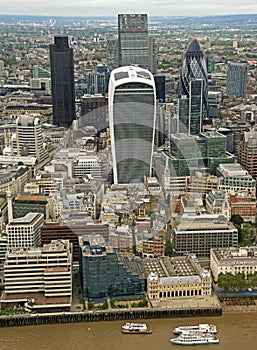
xmin=0 ymin=307 xmax=222 ymax=327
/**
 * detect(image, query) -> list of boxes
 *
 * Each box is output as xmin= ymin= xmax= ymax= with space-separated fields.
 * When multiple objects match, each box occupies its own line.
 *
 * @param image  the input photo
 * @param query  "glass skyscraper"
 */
xmin=118 ymin=14 xmax=155 ymax=73
xmin=226 ymin=62 xmax=247 ymax=98
xmin=180 ymin=39 xmax=208 ymax=122
xmin=108 ymin=65 xmax=156 ymax=184
xmin=50 ymin=36 xmax=76 ymax=128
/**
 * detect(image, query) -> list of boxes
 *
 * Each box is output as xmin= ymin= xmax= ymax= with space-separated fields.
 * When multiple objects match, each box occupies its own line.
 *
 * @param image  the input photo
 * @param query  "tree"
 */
xmin=230 ymin=214 xmax=244 ymax=227
xmin=164 ymin=239 xmax=173 ymax=257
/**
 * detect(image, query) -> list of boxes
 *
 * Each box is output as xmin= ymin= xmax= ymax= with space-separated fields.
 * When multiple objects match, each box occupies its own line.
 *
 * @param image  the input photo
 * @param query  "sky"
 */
xmin=0 ymin=0 xmax=257 ymax=17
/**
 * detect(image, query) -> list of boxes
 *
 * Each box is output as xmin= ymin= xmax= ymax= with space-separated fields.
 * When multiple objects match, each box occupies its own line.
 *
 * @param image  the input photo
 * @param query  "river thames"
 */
xmin=0 ymin=312 xmax=256 ymax=350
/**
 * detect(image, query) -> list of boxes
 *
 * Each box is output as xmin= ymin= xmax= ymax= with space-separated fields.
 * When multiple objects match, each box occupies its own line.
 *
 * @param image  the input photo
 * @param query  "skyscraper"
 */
xmin=180 ymin=39 xmax=208 ymax=121
xmin=178 ymin=79 xmax=204 ymax=134
xmin=118 ymin=14 xmax=156 ymax=73
xmin=108 ymin=65 xmax=156 ymax=184
xmin=50 ymin=36 xmax=76 ymax=128
xmin=226 ymin=62 xmax=247 ymax=98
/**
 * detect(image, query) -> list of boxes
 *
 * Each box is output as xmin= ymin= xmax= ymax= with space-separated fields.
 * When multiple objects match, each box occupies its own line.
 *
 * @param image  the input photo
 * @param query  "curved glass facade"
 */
xmin=180 ymin=39 xmax=209 ymax=121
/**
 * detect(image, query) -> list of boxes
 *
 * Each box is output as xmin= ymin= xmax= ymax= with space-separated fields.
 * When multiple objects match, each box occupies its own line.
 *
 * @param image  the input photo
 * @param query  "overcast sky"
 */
xmin=1 ymin=0 xmax=257 ymax=17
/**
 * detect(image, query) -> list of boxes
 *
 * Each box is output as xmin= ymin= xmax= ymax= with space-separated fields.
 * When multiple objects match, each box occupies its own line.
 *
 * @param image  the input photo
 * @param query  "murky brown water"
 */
xmin=0 ymin=312 xmax=256 ymax=350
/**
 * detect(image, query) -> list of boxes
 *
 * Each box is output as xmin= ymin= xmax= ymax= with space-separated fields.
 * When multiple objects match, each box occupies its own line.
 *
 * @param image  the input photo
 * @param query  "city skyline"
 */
xmin=0 ymin=1 xmax=257 ymax=17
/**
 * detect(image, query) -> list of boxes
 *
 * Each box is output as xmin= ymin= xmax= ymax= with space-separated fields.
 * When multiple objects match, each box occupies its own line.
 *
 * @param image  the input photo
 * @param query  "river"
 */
xmin=0 ymin=312 xmax=255 ymax=350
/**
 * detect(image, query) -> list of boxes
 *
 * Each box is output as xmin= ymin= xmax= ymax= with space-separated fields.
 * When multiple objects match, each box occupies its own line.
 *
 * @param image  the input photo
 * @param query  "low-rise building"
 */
xmin=145 ymin=255 xmax=212 ymax=304
xmin=173 ymin=214 xmax=238 ymax=257
xmin=210 ymin=246 xmax=257 ymax=280
xmin=2 ymin=240 xmax=72 ymax=312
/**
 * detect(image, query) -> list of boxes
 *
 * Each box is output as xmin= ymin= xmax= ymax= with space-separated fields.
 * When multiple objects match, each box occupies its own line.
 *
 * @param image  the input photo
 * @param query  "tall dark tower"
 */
xmin=50 ymin=36 xmax=76 ymax=128
xmin=180 ymin=39 xmax=208 ymax=122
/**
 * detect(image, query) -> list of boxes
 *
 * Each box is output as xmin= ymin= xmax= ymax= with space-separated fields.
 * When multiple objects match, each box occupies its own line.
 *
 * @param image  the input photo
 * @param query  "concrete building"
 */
xmin=210 ymin=246 xmax=257 ymax=280
xmin=217 ymin=163 xmax=256 ymax=195
xmin=205 ymin=190 xmax=230 ymax=219
xmin=16 ymin=115 xmax=48 ymax=164
xmin=2 ymin=240 xmax=72 ymax=312
xmin=145 ymin=255 xmax=212 ymax=304
xmin=226 ymin=62 xmax=247 ymax=98
xmin=6 ymin=212 xmax=44 ymax=249
xmin=173 ymin=214 xmax=238 ymax=257
xmin=238 ymin=127 xmax=257 ymax=179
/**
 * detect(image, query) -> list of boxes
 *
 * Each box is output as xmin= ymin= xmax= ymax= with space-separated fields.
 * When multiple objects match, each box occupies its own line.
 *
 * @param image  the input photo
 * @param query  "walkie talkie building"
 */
xmin=108 ymin=66 xmax=156 ymax=184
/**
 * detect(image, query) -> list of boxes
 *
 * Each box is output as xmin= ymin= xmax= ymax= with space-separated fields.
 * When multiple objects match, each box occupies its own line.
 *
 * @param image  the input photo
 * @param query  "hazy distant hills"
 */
xmin=0 ymin=14 xmax=257 ymax=26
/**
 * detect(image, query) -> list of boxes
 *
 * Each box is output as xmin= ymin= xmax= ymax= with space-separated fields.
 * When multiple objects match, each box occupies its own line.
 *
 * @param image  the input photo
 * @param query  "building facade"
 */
xmin=79 ymin=235 xmax=144 ymax=300
xmin=109 ymin=65 xmax=156 ymax=184
xmin=50 ymin=36 xmax=76 ymax=128
xmin=226 ymin=62 xmax=247 ymax=98
xmin=210 ymin=246 xmax=257 ymax=280
xmin=173 ymin=214 xmax=238 ymax=256
xmin=118 ymin=14 xmax=155 ymax=73
xmin=6 ymin=212 xmax=44 ymax=249
xmin=3 ymin=240 xmax=72 ymax=311
xmin=179 ymin=39 xmax=208 ymax=121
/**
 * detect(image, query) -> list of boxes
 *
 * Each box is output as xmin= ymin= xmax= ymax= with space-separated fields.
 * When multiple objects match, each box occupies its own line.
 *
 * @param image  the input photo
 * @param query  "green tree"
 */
xmin=230 ymin=214 xmax=244 ymax=227
xmin=164 ymin=239 xmax=173 ymax=257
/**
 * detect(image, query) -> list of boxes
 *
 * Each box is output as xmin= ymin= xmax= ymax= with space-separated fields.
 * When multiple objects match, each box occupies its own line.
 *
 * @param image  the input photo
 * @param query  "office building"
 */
xmin=145 ymin=256 xmax=212 ymax=304
xmin=178 ymin=79 xmax=204 ymax=134
xmin=226 ymin=62 xmax=247 ymax=98
xmin=6 ymin=212 xmax=44 ymax=249
xmin=164 ymin=131 xmax=234 ymax=177
xmin=173 ymin=214 xmax=238 ymax=257
xmin=237 ymin=127 xmax=257 ymax=179
xmin=217 ymin=163 xmax=256 ymax=195
xmin=79 ymin=235 xmax=144 ymax=300
xmin=50 ymin=36 xmax=76 ymax=128
xmin=179 ymin=39 xmax=208 ymax=120
xmin=210 ymin=247 xmax=257 ymax=281
xmin=13 ymin=195 xmax=49 ymax=219
xmin=108 ymin=65 xmax=156 ymax=184
xmin=118 ymin=14 xmax=156 ymax=73
xmin=16 ymin=115 xmax=48 ymax=164
xmin=3 ymin=240 xmax=72 ymax=312
xmin=80 ymin=94 xmax=107 ymax=132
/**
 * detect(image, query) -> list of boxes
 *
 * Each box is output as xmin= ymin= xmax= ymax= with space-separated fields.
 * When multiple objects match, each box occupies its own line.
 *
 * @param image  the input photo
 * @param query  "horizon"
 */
xmin=1 ymin=0 xmax=257 ymax=18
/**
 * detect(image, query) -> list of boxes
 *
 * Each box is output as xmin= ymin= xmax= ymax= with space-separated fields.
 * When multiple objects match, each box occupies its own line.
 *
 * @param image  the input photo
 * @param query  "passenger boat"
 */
xmin=173 ymin=323 xmax=217 ymax=335
xmin=171 ymin=332 xmax=219 ymax=345
xmin=121 ymin=322 xmax=152 ymax=334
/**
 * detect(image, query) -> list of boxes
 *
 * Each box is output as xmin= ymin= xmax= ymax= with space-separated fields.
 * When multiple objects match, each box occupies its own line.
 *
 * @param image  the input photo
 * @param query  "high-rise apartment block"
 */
xmin=108 ymin=65 xmax=156 ymax=184
xmin=50 ymin=36 xmax=76 ymax=128
xmin=118 ymin=14 xmax=156 ymax=73
xmin=226 ymin=62 xmax=247 ymax=98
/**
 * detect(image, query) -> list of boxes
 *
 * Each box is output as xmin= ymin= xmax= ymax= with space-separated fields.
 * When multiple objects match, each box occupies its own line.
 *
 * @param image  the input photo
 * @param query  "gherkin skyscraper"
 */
xmin=179 ymin=39 xmax=208 ymax=122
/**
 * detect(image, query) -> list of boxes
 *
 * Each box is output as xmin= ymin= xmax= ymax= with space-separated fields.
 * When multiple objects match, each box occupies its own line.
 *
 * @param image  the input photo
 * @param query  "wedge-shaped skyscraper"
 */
xmin=109 ymin=66 xmax=156 ymax=184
